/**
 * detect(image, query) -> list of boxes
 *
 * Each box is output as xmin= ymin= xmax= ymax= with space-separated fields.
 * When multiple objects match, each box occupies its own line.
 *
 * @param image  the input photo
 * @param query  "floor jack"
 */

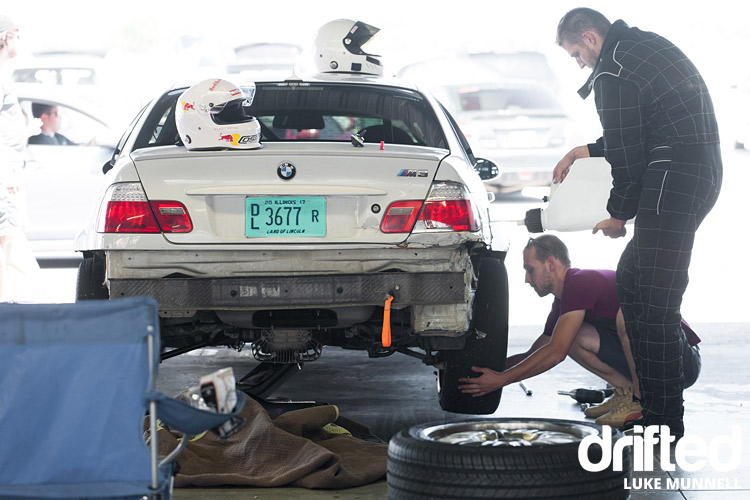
xmin=234 ymin=362 xmax=327 ymax=418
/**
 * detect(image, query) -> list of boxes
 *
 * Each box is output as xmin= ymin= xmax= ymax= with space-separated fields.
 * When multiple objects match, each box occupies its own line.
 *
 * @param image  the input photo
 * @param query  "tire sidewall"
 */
xmin=388 ymin=418 xmax=631 ymax=500
xmin=76 ymin=254 xmax=108 ymax=301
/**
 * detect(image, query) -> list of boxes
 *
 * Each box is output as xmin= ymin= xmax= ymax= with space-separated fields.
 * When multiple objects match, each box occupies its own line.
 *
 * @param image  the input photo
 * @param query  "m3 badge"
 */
xmin=397 ymin=169 xmax=429 ymax=178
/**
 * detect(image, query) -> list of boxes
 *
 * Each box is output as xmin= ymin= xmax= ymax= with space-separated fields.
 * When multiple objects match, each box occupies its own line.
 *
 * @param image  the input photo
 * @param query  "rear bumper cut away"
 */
xmin=109 ymin=271 xmax=467 ymax=311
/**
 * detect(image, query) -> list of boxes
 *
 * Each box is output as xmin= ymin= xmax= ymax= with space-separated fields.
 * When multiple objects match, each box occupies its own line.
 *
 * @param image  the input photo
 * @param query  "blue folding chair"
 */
xmin=0 ymin=297 xmax=244 ymax=499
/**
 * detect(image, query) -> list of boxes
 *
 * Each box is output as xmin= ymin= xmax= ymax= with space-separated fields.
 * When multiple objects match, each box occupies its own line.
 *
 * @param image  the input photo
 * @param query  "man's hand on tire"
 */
xmin=458 ymin=367 xmax=509 ymax=397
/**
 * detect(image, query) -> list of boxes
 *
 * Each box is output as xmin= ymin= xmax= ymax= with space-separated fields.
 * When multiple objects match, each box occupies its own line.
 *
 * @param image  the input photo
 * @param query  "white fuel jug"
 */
xmin=523 ymin=157 xmax=613 ymax=233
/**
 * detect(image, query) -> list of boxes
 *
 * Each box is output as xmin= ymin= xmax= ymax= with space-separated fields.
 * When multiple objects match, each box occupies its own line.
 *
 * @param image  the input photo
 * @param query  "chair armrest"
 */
xmin=144 ymin=389 xmax=246 ymax=436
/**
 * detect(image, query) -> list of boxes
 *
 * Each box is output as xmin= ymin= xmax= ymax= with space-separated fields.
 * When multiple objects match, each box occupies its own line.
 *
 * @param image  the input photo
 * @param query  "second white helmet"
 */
xmin=314 ymin=19 xmax=383 ymax=76
xmin=175 ymin=78 xmax=262 ymax=150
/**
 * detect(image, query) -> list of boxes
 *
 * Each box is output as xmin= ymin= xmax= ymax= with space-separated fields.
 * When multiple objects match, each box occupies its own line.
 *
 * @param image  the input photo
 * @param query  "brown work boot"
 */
xmin=595 ymin=398 xmax=643 ymax=428
xmin=584 ymin=387 xmax=632 ymax=418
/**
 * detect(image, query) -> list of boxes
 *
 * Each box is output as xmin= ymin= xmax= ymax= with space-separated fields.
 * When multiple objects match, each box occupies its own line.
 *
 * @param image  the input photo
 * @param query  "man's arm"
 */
xmin=505 ymin=334 xmax=551 ymax=369
xmin=458 ymin=310 xmax=586 ymax=397
xmin=594 ymin=76 xmax=647 ymax=222
xmin=552 ymin=145 xmax=590 ymax=183
xmin=552 ymin=140 xmax=608 ymax=184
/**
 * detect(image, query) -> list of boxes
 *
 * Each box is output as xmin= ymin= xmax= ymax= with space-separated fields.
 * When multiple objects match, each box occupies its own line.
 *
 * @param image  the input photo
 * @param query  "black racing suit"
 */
xmin=580 ymin=20 xmax=722 ymax=436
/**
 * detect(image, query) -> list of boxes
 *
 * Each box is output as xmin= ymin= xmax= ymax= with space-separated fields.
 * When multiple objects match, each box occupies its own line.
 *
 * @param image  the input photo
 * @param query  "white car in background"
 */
xmin=75 ymin=73 xmax=510 ymax=414
xmin=11 ymin=50 xmax=112 ymax=111
xmin=398 ymin=57 xmax=581 ymax=191
xmin=16 ymin=84 xmax=118 ymax=260
xmin=468 ymin=51 xmax=561 ymax=94
xmin=226 ymin=42 xmax=304 ymax=80
xmin=12 ymin=50 xmax=105 ymax=87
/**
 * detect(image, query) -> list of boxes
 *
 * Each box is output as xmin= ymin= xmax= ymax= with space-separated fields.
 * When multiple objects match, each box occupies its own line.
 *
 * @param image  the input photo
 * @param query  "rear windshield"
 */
xmin=135 ymin=82 xmax=448 ymax=150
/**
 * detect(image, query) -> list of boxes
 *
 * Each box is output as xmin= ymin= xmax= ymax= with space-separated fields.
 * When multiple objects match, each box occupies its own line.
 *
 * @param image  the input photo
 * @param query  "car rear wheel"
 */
xmin=76 ymin=254 xmax=109 ymax=300
xmin=437 ymin=257 xmax=508 ymax=414
xmin=387 ymin=419 xmax=631 ymax=499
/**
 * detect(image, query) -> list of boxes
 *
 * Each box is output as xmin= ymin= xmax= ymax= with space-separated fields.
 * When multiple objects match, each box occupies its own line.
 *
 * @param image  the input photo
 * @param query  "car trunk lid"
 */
xmin=131 ymin=143 xmax=446 ymax=245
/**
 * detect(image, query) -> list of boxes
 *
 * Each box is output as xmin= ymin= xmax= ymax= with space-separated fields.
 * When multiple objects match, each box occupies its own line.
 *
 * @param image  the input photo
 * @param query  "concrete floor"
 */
xmin=158 ymin=322 xmax=750 ymax=499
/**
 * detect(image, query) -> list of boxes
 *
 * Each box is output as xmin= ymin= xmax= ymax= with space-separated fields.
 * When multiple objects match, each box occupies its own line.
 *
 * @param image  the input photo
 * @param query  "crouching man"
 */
xmin=459 ymin=235 xmax=701 ymax=427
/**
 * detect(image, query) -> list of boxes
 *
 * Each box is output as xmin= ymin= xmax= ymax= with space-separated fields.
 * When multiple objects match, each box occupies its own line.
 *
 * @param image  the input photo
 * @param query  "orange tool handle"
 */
xmin=382 ymin=295 xmax=394 ymax=347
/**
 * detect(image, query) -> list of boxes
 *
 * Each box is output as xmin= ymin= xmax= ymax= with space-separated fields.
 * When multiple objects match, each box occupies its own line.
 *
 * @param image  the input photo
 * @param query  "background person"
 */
xmin=0 ymin=15 xmax=40 ymax=301
xmin=458 ymin=235 xmax=701 ymax=428
xmin=28 ymin=103 xmax=76 ymax=146
xmin=551 ymin=8 xmax=721 ymax=439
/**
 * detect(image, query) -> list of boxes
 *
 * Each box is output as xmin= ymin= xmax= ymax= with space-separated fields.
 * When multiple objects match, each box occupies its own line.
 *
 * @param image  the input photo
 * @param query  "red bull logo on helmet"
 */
xmin=181 ymin=101 xmax=196 ymax=112
xmin=219 ymin=133 xmax=239 ymax=145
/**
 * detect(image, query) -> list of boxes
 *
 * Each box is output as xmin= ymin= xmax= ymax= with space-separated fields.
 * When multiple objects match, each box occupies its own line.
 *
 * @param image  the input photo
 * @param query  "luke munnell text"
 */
xmin=624 ymin=477 xmax=741 ymax=490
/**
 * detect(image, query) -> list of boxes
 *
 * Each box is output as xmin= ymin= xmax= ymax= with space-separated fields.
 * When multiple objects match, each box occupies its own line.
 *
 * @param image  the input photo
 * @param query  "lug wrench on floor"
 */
xmin=519 ymin=381 xmax=532 ymax=396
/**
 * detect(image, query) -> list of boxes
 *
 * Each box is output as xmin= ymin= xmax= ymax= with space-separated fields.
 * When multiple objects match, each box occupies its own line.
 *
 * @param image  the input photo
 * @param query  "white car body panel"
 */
xmin=131 ymin=144 xmax=445 ymax=245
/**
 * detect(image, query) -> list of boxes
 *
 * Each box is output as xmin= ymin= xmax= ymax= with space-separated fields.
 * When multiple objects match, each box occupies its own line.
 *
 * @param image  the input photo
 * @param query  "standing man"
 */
xmin=552 ymin=8 xmax=721 ymax=438
xmin=0 ymin=15 xmax=39 ymax=302
xmin=0 ymin=15 xmax=29 ymax=300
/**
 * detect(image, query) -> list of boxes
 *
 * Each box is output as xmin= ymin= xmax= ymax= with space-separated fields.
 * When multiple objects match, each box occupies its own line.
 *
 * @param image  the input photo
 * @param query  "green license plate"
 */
xmin=245 ymin=196 xmax=326 ymax=237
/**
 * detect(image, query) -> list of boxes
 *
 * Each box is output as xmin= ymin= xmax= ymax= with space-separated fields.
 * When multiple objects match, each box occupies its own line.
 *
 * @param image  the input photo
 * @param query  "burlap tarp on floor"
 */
xmin=154 ymin=394 xmax=387 ymax=489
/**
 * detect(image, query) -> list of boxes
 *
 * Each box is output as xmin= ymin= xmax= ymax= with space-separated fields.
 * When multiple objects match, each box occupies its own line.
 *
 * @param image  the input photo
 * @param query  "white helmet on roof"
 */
xmin=175 ymin=78 xmax=262 ymax=150
xmin=314 ymin=19 xmax=383 ymax=76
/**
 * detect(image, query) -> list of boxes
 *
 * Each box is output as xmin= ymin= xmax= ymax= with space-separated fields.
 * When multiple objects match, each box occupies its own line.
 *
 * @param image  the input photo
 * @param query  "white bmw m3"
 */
xmin=75 ymin=68 xmax=510 ymax=414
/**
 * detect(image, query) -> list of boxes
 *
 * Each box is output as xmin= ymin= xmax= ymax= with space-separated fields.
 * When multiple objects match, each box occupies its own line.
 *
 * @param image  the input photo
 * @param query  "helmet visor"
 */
xmin=208 ymin=83 xmax=256 ymax=115
xmin=211 ymin=98 xmax=257 ymax=125
xmin=344 ymin=21 xmax=380 ymax=56
xmin=239 ymin=82 xmax=256 ymax=106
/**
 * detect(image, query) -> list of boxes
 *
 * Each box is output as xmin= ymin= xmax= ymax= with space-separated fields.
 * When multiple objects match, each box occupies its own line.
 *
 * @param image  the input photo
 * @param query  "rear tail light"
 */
xmin=380 ymin=182 xmax=478 ymax=234
xmin=380 ymin=200 xmax=423 ymax=233
xmin=151 ymin=201 xmax=192 ymax=232
xmin=97 ymin=183 xmax=192 ymax=233
xmin=416 ymin=182 xmax=478 ymax=232
xmin=418 ymin=199 xmax=476 ymax=231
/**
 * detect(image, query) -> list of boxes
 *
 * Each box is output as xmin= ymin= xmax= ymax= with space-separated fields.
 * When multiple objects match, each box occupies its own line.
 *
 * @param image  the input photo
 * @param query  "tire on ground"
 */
xmin=387 ymin=418 xmax=631 ymax=500
xmin=438 ymin=256 xmax=508 ymax=414
xmin=76 ymin=254 xmax=109 ymax=300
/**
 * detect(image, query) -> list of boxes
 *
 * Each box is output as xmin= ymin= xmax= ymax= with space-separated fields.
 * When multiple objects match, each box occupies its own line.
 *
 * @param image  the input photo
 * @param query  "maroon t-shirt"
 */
xmin=542 ymin=268 xmax=700 ymax=345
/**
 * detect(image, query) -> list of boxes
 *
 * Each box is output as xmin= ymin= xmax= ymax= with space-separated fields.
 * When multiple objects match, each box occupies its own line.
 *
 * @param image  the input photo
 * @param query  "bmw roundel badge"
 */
xmin=277 ymin=162 xmax=296 ymax=180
